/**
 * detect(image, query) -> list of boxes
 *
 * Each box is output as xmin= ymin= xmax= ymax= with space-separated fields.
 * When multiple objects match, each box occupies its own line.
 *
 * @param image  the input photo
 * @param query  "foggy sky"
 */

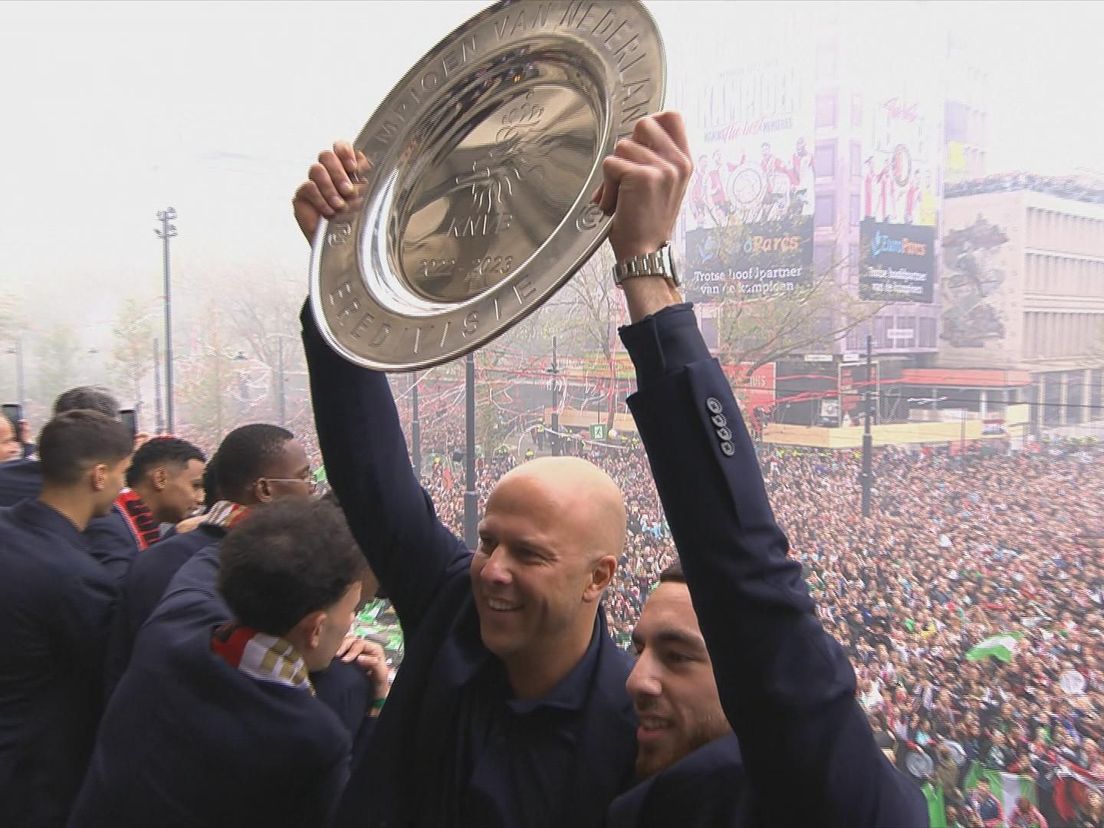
xmin=1 ymin=1 xmax=1102 ymax=381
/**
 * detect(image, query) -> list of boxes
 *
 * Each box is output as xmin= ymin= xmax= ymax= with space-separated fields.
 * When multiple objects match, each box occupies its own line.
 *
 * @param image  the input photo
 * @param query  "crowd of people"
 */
xmin=410 ymin=419 xmax=1104 ymax=827
xmin=945 ymin=172 xmax=1104 ymax=205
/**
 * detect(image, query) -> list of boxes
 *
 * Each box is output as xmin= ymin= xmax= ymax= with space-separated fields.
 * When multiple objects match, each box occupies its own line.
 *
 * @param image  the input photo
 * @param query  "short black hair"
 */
xmin=202 ymin=453 xmax=222 ymax=509
xmin=125 ymin=437 xmax=206 ymax=488
xmin=211 ymin=424 xmax=294 ymax=499
xmin=658 ymin=560 xmax=686 ymax=584
xmin=39 ymin=410 xmax=133 ymax=486
xmin=218 ymin=499 xmax=364 ymax=636
xmin=53 ymin=386 xmax=119 ymax=419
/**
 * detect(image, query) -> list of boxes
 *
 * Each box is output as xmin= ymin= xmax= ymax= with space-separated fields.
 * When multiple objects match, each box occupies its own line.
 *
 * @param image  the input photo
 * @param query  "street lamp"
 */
xmin=5 ymin=339 xmax=24 ymax=409
xmin=154 ymin=207 xmax=178 ymax=433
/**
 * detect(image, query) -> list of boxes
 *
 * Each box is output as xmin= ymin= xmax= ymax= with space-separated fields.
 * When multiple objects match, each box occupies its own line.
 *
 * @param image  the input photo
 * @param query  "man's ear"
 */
xmin=152 ymin=466 xmax=169 ymax=492
xmin=583 ymin=555 xmax=618 ymax=603
xmin=254 ymin=478 xmax=273 ymax=504
xmin=90 ymin=462 xmax=109 ymax=492
xmin=292 ymin=610 xmax=327 ymax=652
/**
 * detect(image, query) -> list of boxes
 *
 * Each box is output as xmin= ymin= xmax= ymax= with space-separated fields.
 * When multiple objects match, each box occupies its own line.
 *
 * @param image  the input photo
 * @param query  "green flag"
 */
xmin=965 ymin=631 xmax=1024 ymax=663
xmin=922 ymin=782 xmax=947 ymax=828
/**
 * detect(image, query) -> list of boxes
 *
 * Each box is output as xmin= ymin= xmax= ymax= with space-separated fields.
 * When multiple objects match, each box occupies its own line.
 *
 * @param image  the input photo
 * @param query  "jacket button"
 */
xmin=716 ymin=427 xmax=733 ymax=441
xmin=711 ymin=413 xmax=727 ymax=428
xmin=720 ymin=441 xmax=736 ymax=457
xmin=706 ymin=397 xmax=723 ymax=414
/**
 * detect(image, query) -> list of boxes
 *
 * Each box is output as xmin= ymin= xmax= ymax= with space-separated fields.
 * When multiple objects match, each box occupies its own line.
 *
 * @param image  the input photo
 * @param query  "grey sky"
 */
xmin=1 ymin=1 xmax=1102 ymax=352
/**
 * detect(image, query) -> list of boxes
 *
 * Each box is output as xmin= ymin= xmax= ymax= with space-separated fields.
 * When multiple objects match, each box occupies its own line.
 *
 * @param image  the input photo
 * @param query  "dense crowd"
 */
xmin=412 ymin=422 xmax=1104 ymax=826
xmin=945 ymin=172 xmax=1104 ymax=205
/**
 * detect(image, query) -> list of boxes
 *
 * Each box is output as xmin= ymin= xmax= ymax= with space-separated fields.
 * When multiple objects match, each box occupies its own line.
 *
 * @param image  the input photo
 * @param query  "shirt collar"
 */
xmin=506 ymin=614 xmax=603 ymax=716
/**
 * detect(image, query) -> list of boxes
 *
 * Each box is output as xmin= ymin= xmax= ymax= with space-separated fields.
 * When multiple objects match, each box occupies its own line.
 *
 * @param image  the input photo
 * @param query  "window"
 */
xmin=850 ymin=193 xmax=861 ymax=226
xmin=851 ymin=94 xmax=863 ymax=127
xmin=815 ymin=92 xmax=837 ymax=128
xmin=919 ymin=317 xmax=936 ymax=348
xmin=874 ymin=316 xmax=890 ymax=349
xmin=814 ymin=140 xmax=837 ymax=177
xmin=814 ymin=242 xmax=836 ymax=276
xmin=850 ymin=141 xmax=863 ymax=177
xmin=815 ymin=194 xmax=836 ymax=227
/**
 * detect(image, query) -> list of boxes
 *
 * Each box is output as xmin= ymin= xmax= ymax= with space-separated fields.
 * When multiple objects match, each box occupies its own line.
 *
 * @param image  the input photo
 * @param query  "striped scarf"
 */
xmin=115 ymin=489 xmax=160 ymax=551
xmin=211 ymin=623 xmax=314 ymax=694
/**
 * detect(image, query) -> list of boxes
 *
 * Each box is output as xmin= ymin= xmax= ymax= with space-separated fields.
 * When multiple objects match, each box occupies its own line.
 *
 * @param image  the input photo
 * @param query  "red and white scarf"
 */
xmin=115 ymin=489 xmax=160 ymax=551
xmin=211 ymin=623 xmax=314 ymax=694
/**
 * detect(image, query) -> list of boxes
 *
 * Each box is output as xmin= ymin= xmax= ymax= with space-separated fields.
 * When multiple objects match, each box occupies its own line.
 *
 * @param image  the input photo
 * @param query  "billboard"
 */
xmin=682 ymin=64 xmax=816 ymax=303
xmin=857 ymin=91 xmax=940 ymax=304
xmin=859 ymin=220 xmax=936 ymax=302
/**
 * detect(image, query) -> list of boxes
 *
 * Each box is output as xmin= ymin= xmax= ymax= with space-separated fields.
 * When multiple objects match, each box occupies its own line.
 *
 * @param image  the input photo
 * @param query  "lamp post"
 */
xmin=410 ymin=372 xmax=421 ymax=478
xmin=5 ymin=338 xmax=24 ymax=409
xmin=860 ymin=335 xmax=874 ymax=518
xmin=548 ymin=335 xmax=560 ymax=456
xmin=463 ymin=352 xmax=478 ymax=549
xmin=154 ymin=208 xmax=178 ymax=433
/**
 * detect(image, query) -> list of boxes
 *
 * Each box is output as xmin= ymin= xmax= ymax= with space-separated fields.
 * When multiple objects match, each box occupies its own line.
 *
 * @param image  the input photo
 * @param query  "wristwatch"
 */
xmin=611 ymin=243 xmax=681 ymax=287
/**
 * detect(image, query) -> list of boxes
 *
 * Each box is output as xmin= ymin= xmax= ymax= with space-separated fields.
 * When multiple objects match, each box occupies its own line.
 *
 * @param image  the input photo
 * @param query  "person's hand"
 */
xmin=292 ymin=141 xmax=369 ymax=243
xmin=174 ymin=514 xmax=206 ymax=535
xmin=336 ymin=635 xmax=390 ymax=712
xmin=593 ymin=111 xmax=692 ymax=261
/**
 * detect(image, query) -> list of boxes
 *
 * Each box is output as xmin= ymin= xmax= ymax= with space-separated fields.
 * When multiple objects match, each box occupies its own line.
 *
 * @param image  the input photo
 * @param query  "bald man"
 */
xmin=296 ymin=157 xmax=637 ymax=826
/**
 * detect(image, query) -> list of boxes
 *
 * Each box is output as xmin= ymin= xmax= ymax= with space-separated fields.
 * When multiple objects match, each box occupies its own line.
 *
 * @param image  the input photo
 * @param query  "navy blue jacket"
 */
xmin=0 ymin=458 xmax=41 ymax=506
xmin=0 ymin=459 xmax=140 ymax=582
xmin=303 ymin=306 xmax=637 ymax=828
xmin=0 ymin=500 xmax=116 ymax=828
xmin=104 ymin=523 xmax=225 ymax=695
xmin=68 ymin=552 xmax=351 ymax=827
xmin=607 ymin=735 xmax=755 ymax=827
xmin=619 ymin=305 xmax=927 ymax=827
xmin=140 ymin=544 xmax=373 ymax=741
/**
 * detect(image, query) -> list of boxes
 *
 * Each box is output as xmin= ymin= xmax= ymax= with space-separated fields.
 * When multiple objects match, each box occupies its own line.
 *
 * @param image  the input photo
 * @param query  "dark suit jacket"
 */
xmin=68 ymin=560 xmax=351 ymax=827
xmin=620 ymin=304 xmax=927 ymax=827
xmin=0 ymin=459 xmax=140 ymax=582
xmin=607 ymin=735 xmax=756 ymax=827
xmin=104 ymin=523 xmax=225 ymax=695
xmin=0 ymin=458 xmax=41 ymax=506
xmin=140 ymin=545 xmax=374 ymax=741
xmin=0 ymin=500 xmax=116 ymax=828
xmin=303 ymin=305 xmax=637 ymax=828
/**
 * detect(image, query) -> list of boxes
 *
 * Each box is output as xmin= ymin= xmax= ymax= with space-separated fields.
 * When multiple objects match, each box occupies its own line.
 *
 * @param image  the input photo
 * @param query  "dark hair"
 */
xmin=202 ymin=453 xmax=221 ymax=509
xmin=53 ymin=386 xmax=119 ymax=418
xmin=125 ymin=437 xmax=206 ymax=488
xmin=218 ymin=499 xmax=364 ymax=635
xmin=658 ymin=560 xmax=686 ymax=584
xmin=39 ymin=410 xmax=133 ymax=486
xmin=211 ymin=424 xmax=294 ymax=499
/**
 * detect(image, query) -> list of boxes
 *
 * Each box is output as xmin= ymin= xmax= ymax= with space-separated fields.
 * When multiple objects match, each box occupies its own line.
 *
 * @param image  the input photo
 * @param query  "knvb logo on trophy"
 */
xmin=859 ymin=219 xmax=935 ymax=304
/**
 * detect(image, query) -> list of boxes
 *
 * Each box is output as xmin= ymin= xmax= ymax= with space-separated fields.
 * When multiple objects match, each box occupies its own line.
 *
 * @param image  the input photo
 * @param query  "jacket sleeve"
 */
xmin=301 ymin=302 xmax=468 ymax=634
xmin=621 ymin=304 xmax=927 ymax=828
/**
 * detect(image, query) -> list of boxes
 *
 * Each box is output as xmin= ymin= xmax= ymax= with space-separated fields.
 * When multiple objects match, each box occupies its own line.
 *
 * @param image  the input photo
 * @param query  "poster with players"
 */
xmin=682 ymin=64 xmax=816 ymax=302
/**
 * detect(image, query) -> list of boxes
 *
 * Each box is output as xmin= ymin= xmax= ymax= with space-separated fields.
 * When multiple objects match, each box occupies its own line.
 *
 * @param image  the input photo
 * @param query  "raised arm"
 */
xmin=295 ymin=142 xmax=468 ymax=632
xmin=604 ymin=113 xmax=926 ymax=827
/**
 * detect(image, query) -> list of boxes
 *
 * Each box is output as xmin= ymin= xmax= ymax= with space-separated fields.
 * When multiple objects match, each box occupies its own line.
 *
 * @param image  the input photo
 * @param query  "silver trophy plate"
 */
xmin=310 ymin=0 xmax=665 ymax=370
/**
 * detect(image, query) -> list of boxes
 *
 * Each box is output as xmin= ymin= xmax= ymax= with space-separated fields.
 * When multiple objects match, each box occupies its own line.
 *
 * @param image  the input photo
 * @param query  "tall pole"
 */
xmin=860 ymin=335 xmax=873 ymax=517
xmin=13 ymin=338 xmax=25 ymax=410
xmin=463 ymin=352 xmax=478 ymax=549
xmin=411 ymin=372 xmax=422 ymax=478
xmin=276 ymin=337 xmax=286 ymax=427
xmin=550 ymin=335 xmax=560 ymax=456
xmin=155 ymin=208 xmax=178 ymax=433
xmin=152 ymin=338 xmax=165 ymax=435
